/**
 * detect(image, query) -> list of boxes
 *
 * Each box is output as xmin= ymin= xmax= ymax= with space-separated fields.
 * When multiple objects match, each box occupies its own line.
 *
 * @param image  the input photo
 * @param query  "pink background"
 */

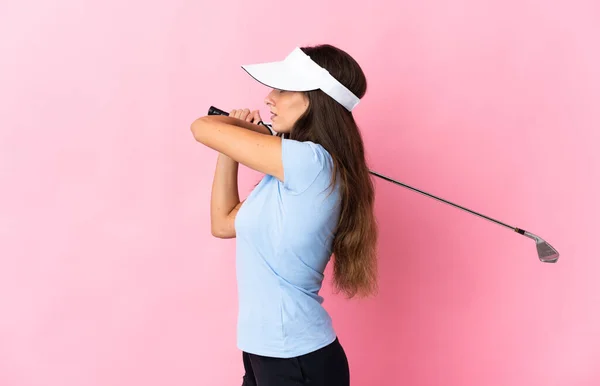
xmin=1 ymin=0 xmax=599 ymax=385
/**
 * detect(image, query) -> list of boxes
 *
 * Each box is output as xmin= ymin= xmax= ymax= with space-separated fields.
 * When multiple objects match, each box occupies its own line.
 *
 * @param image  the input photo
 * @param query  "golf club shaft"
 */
xmin=207 ymin=106 xmax=517 ymax=232
xmin=368 ymin=170 xmax=515 ymax=231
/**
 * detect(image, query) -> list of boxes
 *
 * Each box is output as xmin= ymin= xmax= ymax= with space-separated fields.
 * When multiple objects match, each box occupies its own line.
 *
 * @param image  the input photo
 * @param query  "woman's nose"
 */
xmin=264 ymin=89 xmax=277 ymax=106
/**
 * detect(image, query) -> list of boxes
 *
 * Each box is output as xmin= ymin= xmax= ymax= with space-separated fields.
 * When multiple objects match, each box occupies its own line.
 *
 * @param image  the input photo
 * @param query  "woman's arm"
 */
xmin=210 ymin=153 xmax=241 ymax=238
xmin=190 ymin=114 xmax=284 ymax=181
xmin=204 ymin=109 xmax=270 ymax=238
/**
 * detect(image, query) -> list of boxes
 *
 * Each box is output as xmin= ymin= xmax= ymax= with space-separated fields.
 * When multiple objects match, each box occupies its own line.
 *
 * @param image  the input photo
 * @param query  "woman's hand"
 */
xmin=230 ymin=108 xmax=262 ymax=124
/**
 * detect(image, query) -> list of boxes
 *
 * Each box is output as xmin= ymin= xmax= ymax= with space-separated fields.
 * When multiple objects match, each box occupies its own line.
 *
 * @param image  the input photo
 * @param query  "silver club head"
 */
xmin=521 ymin=230 xmax=559 ymax=263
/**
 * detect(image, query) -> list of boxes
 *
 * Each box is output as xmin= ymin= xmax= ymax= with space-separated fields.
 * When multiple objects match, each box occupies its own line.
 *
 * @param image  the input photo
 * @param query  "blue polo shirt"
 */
xmin=234 ymin=137 xmax=342 ymax=358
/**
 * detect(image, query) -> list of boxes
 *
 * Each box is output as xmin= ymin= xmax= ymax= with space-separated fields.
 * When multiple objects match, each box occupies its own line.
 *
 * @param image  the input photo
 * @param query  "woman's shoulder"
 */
xmin=282 ymin=138 xmax=333 ymax=167
xmin=280 ymin=138 xmax=335 ymax=194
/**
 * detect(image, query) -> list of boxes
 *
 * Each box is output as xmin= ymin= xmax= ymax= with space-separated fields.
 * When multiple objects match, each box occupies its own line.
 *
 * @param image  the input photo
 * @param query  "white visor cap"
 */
xmin=241 ymin=47 xmax=360 ymax=112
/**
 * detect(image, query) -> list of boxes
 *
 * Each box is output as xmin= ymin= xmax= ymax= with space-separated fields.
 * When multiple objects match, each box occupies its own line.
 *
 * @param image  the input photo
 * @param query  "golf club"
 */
xmin=206 ymin=105 xmax=559 ymax=263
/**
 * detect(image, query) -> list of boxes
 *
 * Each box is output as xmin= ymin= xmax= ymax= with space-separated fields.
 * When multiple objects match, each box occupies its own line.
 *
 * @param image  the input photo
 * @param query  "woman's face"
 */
xmin=264 ymin=88 xmax=309 ymax=133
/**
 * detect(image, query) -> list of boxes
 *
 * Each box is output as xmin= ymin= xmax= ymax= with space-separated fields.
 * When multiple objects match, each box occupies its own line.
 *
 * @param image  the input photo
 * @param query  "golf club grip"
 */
xmin=208 ymin=106 xmax=229 ymax=116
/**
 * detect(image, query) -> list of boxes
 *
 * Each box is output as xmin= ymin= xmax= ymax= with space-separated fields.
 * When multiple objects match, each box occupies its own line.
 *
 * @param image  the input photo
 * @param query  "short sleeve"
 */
xmin=281 ymin=138 xmax=328 ymax=194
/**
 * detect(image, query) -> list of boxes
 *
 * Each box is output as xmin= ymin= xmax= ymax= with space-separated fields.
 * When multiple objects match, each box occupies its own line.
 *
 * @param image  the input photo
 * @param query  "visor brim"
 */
xmin=241 ymin=61 xmax=320 ymax=92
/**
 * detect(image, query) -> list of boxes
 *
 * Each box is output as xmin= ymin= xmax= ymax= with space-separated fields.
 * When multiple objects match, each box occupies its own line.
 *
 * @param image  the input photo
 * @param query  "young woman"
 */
xmin=191 ymin=44 xmax=378 ymax=386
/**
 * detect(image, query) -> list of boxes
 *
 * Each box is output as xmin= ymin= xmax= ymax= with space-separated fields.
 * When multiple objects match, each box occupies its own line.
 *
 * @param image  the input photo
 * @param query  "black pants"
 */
xmin=241 ymin=337 xmax=350 ymax=386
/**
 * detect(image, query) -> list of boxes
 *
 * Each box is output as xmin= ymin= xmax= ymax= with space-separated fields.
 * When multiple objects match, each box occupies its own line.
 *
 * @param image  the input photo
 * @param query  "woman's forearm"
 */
xmin=203 ymin=115 xmax=272 ymax=135
xmin=210 ymin=152 xmax=240 ymax=235
xmin=200 ymin=111 xmax=269 ymax=237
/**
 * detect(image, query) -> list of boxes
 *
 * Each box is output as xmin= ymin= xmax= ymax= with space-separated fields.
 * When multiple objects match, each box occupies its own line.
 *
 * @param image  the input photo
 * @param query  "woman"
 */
xmin=191 ymin=44 xmax=378 ymax=386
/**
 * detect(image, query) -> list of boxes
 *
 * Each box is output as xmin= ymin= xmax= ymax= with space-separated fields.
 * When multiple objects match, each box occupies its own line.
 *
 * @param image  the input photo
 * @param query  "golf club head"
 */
xmin=536 ymin=239 xmax=559 ymax=263
xmin=521 ymin=230 xmax=559 ymax=263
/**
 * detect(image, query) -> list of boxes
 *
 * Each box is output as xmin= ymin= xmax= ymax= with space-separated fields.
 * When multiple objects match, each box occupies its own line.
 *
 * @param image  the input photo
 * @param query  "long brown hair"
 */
xmin=289 ymin=44 xmax=379 ymax=299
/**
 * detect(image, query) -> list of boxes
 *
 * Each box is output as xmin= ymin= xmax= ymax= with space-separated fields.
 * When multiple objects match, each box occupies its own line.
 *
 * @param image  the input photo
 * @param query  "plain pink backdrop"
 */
xmin=1 ymin=0 xmax=599 ymax=385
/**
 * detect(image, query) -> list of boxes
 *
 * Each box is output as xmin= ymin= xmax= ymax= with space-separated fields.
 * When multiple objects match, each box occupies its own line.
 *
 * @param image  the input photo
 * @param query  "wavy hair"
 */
xmin=286 ymin=44 xmax=379 ymax=299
